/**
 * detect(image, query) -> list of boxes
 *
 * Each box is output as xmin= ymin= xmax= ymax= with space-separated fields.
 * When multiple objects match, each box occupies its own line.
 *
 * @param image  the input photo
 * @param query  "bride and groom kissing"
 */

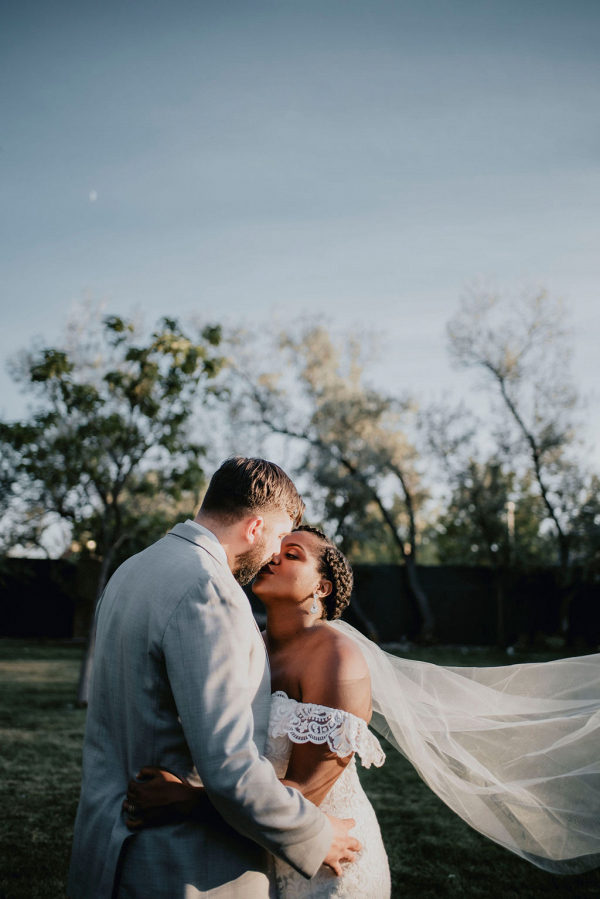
xmin=68 ymin=456 xmax=391 ymax=899
xmin=68 ymin=455 xmax=600 ymax=897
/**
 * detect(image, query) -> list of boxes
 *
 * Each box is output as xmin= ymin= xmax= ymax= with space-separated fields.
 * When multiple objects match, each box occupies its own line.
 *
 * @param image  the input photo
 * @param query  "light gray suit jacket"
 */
xmin=67 ymin=522 xmax=332 ymax=899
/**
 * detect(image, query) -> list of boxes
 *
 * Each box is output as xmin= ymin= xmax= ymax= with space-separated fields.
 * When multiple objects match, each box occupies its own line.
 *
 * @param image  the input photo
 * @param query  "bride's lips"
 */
xmin=257 ymin=563 xmax=274 ymax=576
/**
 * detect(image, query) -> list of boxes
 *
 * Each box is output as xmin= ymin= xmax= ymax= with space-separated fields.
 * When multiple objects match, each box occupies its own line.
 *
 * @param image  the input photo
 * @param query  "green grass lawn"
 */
xmin=1 ymin=640 xmax=598 ymax=899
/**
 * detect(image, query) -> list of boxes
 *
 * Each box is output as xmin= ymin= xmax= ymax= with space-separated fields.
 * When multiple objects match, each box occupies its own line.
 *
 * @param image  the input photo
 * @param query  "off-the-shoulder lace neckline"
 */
xmin=271 ymin=689 xmax=370 ymax=726
xmin=269 ymin=690 xmax=386 ymax=768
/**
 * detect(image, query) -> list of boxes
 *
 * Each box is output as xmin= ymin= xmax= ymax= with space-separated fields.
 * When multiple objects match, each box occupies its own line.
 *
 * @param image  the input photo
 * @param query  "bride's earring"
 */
xmin=310 ymin=593 xmax=319 ymax=614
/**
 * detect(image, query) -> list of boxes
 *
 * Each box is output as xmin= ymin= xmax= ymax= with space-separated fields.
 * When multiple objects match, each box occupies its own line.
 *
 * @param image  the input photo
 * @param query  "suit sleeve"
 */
xmin=162 ymin=577 xmax=333 ymax=879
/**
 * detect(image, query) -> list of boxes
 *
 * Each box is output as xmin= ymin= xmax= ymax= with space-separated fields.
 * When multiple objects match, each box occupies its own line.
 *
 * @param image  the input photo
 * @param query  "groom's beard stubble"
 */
xmin=232 ymin=535 xmax=270 ymax=586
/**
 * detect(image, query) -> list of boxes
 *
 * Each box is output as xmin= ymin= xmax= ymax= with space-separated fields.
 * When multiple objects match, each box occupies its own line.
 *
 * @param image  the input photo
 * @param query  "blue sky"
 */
xmin=1 ymin=0 xmax=599 ymax=461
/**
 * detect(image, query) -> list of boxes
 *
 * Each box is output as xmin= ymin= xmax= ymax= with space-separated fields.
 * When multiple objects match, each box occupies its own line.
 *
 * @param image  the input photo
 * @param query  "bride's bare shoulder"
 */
xmin=321 ymin=624 xmax=369 ymax=675
xmin=299 ymin=624 xmax=371 ymax=716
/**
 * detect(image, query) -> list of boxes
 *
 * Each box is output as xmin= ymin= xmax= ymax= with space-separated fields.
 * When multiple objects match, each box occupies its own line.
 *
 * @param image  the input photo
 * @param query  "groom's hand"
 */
xmin=323 ymin=815 xmax=361 ymax=876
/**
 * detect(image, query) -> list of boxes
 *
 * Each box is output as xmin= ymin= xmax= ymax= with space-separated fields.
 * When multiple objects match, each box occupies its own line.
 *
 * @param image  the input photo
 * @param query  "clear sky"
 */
xmin=1 ymin=0 xmax=599 ymax=460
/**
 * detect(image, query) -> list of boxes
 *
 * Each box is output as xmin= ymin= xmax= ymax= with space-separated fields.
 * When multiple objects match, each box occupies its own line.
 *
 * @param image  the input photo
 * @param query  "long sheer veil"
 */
xmin=331 ymin=620 xmax=600 ymax=874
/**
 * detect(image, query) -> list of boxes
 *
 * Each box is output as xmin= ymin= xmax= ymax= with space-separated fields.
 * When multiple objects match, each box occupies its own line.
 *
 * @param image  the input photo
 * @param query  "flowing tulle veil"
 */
xmin=331 ymin=620 xmax=600 ymax=874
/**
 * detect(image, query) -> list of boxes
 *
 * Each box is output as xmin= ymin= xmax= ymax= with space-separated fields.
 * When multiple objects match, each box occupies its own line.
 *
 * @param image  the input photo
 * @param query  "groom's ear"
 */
xmin=244 ymin=515 xmax=265 ymax=543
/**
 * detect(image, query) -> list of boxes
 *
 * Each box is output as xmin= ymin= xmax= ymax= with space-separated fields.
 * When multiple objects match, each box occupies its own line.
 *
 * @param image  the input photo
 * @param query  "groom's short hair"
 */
xmin=201 ymin=456 xmax=305 ymax=526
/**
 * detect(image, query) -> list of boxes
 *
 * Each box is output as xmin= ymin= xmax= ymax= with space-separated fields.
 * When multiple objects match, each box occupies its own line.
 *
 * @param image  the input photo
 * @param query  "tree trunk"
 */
xmin=495 ymin=373 xmax=576 ymax=637
xmin=495 ymin=570 xmax=505 ymax=648
xmin=362 ymin=484 xmax=435 ymax=641
xmin=75 ymin=550 xmax=114 ymax=708
xmin=556 ymin=536 xmax=574 ymax=637
xmin=75 ymin=616 xmax=97 ymax=709
xmin=558 ymin=583 xmax=578 ymax=640
xmin=404 ymin=556 xmax=435 ymax=642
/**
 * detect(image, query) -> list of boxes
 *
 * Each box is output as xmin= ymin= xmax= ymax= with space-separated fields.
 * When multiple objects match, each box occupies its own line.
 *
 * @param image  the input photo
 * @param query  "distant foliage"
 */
xmin=434 ymin=460 xmax=554 ymax=568
xmin=0 ymin=311 xmax=224 ymax=585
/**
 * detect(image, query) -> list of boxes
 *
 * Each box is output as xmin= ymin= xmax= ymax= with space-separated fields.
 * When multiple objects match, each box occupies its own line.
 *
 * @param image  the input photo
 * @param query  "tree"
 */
xmin=570 ymin=474 xmax=600 ymax=581
xmin=0 ymin=441 xmax=20 ymax=557
xmin=1 ymin=312 xmax=224 ymax=703
xmin=306 ymin=457 xmax=400 ymax=563
xmin=230 ymin=325 xmax=436 ymax=640
xmin=0 ymin=444 xmax=15 ymax=535
xmin=435 ymin=461 xmax=552 ymax=569
xmin=447 ymin=285 xmax=592 ymax=634
xmin=421 ymin=401 xmax=553 ymax=569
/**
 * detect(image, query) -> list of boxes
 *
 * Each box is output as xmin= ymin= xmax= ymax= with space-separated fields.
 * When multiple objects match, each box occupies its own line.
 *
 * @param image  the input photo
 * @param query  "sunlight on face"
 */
xmin=233 ymin=511 xmax=294 ymax=585
xmin=262 ymin=511 xmax=296 ymax=562
xmin=252 ymin=530 xmax=324 ymax=605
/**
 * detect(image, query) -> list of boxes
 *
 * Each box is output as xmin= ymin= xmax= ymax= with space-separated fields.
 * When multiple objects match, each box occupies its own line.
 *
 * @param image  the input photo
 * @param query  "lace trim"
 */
xmin=270 ymin=691 xmax=386 ymax=769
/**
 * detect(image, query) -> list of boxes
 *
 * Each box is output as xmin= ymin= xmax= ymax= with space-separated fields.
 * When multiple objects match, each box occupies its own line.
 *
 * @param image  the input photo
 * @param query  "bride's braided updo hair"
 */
xmin=295 ymin=525 xmax=353 ymax=620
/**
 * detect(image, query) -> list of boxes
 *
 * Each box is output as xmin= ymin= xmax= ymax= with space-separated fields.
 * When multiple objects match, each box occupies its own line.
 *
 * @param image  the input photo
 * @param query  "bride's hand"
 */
xmin=123 ymin=766 xmax=207 ymax=830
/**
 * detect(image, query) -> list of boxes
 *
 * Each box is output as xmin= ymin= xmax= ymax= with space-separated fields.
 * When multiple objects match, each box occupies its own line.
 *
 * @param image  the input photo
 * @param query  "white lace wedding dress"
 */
xmin=265 ymin=691 xmax=391 ymax=899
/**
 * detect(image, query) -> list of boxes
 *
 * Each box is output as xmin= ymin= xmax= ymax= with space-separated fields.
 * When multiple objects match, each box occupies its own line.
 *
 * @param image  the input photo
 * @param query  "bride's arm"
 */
xmin=281 ymin=632 xmax=373 ymax=807
xmin=123 ymin=767 xmax=212 ymax=830
xmin=125 ymin=636 xmax=371 ymax=824
xmin=280 ymin=743 xmax=353 ymax=807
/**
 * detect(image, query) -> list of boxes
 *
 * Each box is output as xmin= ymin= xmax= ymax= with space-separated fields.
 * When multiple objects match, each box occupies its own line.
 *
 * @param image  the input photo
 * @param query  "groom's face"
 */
xmin=232 ymin=511 xmax=294 ymax=586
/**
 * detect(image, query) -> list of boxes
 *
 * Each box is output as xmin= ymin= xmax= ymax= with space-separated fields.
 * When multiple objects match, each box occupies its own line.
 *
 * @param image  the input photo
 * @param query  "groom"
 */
xmin=68 ymin=456 xmax=359 ymax=899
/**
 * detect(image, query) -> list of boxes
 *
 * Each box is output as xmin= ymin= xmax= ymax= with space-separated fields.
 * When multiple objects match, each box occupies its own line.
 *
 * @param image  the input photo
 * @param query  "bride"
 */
xmin=124 ymin=526 xmax=600 ymax=894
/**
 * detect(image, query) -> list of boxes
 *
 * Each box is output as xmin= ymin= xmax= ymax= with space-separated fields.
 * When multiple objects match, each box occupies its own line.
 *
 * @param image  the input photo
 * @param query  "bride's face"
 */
xmin=252 ymin=531 xmax=331 ymax=608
